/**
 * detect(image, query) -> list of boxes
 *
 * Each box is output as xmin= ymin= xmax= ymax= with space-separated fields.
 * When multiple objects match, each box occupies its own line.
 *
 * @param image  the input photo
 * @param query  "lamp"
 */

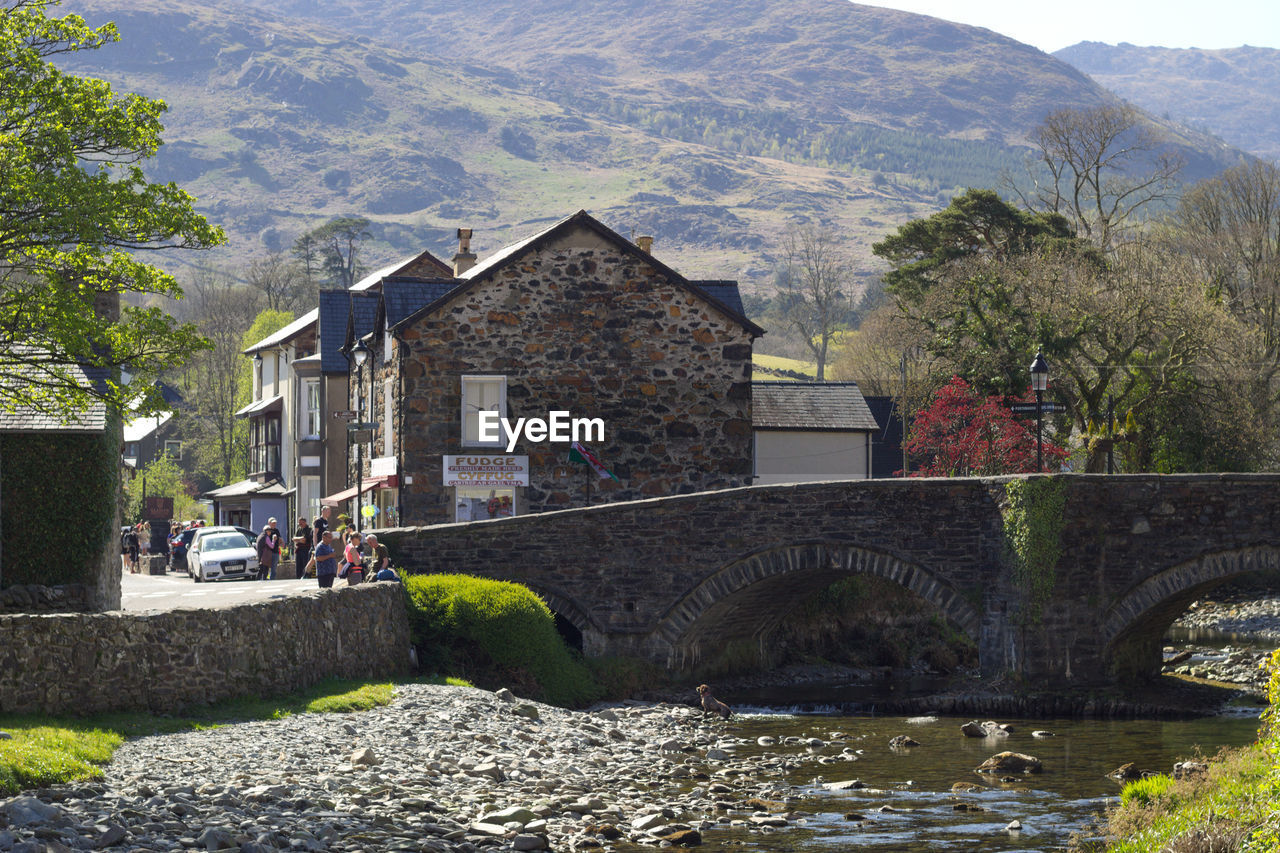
xmin=351 ymin=338 xmax=370 ymax=533
xmin=1029 ymin=350 xmax=1050 ymax=471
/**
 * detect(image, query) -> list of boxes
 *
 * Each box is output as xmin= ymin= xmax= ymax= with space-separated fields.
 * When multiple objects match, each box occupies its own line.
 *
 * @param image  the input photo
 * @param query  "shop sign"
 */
xmin=443 ymin=454 xmax=529 ymax=487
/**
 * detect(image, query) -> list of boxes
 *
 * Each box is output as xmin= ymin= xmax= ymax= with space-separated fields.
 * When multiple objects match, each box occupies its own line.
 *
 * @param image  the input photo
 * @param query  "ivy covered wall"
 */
xmin=1 ymin=424 xmax=118 ymax=590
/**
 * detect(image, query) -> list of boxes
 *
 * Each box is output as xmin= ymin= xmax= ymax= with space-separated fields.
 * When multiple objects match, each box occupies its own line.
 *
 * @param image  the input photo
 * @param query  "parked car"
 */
xmin=169 ymin=527 xmax=197 ymax=571
xmin=187 ymin=526 xmax=258 ymax=582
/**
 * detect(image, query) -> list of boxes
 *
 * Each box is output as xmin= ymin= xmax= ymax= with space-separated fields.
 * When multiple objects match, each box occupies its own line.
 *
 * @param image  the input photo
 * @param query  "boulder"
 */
xmin=1108 ymin=763 xmax=1145 ymax=782
xmin=1173 ymin=761 xmax=1209 ymax=779
xmin=661 ymin=829 xmax=703 ymax=846
xmin=888 ymin=735 xmax=920 ymax=748
xmin=960 ymin=721 xmax=986 ymax=738
xmin=350 ymin=747 xmax=378 ymax=766
xmin=975 ymin=752 xmax=1042 ymax=774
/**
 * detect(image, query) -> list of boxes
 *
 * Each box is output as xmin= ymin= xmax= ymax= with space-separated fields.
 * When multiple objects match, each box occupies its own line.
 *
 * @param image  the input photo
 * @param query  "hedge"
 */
xmin=402 ymin=573 xmax=600 ymax=708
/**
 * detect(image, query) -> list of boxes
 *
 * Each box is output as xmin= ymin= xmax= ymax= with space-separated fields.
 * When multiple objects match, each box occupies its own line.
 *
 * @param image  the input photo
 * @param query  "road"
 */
xmin=119 ymin=569 xmax=318 ymax=612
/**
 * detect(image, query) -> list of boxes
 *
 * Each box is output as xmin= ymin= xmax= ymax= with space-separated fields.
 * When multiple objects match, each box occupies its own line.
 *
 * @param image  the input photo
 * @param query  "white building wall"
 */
xmin=753 ymin=430 xmax=871 ymax=484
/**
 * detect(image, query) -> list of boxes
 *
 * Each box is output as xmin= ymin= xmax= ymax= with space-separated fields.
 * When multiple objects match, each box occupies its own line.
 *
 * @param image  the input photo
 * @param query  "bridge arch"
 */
xmin=656 ymin=542 xmax=981 ymax=671
xmin=524 ymin=585 xmax=601 ymax=653
xmin=1101 ymin=546 xmax=1280 ymax=680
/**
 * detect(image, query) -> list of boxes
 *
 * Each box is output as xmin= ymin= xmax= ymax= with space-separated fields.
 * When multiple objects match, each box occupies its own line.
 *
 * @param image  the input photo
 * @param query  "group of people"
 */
xmin=299 ymin=505 xmax=399 ymax=588
xmin=121 ymin=522 xmax=147 ymax=573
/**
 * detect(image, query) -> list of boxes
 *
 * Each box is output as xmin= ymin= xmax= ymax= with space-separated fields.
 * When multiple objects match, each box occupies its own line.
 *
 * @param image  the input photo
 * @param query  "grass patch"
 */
xmin=1078 ymin=649 xmax=1280 ymax=852
xmin=0 ymin=676 xmax=417 ymax=796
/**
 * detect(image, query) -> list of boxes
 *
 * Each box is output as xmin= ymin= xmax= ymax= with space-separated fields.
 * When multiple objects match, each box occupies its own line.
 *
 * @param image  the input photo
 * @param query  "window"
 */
xmin=461 ymin=375 xmax=506 ymax=447
xmin=455 ymin=486 xmax=516 ymax=522
xmin=123 ymin=442 xmax=139 ymax=460
xmin=302 ymin=379 xmax=321 ymax=438
xmin=164 ymin=440 xmax=182 ymax=459
xmin=250 ymin=414 xmax=282 ymax=475
xmin=383 ymin=378 xmax=393 ymax=457
xmin=299 ymin=475 xmax=320 ymax=523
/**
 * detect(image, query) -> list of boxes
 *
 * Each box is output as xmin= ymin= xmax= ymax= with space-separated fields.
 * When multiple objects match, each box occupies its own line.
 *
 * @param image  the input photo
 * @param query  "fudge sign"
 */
xmin=443 ymin=455 xmax=530 ymax=487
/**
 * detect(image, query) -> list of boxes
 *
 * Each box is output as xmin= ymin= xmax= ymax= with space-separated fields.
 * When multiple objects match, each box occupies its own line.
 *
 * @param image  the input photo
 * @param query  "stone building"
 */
xmin=347 ymin=211 xmax=763 ymax=525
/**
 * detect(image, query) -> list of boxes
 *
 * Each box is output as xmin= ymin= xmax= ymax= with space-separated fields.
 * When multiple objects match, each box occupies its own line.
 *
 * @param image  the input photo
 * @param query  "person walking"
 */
xmin=255 ymin=518 xmax=282 ymax=581
xmin=122 ymin=525 xmax=140 ymax=573
xmin=139 ymin=520 xmax=151 ymax=557
xmin=310 ymin=529 xmax=338 ymax=588
xmin=292 ymin=517 xmax=312 ymax=578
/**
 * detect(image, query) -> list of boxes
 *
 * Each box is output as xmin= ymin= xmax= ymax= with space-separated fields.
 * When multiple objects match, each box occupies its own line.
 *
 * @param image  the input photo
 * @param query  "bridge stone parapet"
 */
xmin=376 ymin=473 xmax=1280 ymax=685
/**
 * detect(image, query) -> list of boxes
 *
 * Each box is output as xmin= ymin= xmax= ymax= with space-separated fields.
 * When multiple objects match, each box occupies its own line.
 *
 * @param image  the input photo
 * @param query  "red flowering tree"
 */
xmin=904 ymin=377 xmax=1068 ymax=476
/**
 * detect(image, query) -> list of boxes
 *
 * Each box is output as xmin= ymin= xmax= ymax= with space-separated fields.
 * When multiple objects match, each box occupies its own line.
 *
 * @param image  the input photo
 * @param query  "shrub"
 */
xmin=403 ymin=574 xmax=600 ymax=708
xmin=1121 ymin=775 xmax=1175 ymax=807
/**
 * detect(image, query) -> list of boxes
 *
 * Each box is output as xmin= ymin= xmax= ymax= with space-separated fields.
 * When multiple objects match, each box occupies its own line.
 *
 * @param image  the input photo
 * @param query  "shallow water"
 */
xmin=685 ymin=711 xmax=1260 ymax=852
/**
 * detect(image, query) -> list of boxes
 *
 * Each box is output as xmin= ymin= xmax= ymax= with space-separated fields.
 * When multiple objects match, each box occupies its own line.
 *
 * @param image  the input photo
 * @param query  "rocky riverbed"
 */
xmin=1163 ymin=593 xmax=1280 ymax=691
xmin=0 ymin=683 xmax=848 ymax=853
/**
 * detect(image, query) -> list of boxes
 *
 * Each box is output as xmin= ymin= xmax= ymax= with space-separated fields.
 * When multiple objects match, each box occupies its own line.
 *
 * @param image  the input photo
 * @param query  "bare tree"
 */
xmin=1013 ymin=104 xmax=1183 ymax=253
xmin=246 ymin=250 xmax=306 ymax=313
xmin=778 ymin=226 xmax=854 ymax=380
xmin=181 ymin=270 xmax=258 ymax=486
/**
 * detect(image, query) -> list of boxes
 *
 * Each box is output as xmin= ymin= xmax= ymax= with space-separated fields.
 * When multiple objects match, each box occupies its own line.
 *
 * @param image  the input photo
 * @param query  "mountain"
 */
xmin=1056 ymin=42 xmax=1280 ymax=162
xmin=57 ymin=0 xmax=1248 ymax=295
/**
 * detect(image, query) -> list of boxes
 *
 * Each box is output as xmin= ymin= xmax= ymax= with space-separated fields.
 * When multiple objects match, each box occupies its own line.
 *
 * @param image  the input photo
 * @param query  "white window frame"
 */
xmin=299 ymin=475 xmax=321 ymax=524
xmin=302 ymin=378 xmax=321 ymax=439
xmin=461 ymin=375 xmax=507 ymax=447
xmin=383 ymin=378 xmax=393 ymax=457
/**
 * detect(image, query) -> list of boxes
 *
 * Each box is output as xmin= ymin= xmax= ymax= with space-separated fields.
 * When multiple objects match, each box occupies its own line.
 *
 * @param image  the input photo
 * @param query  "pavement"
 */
xmin=119 ymin=568 xmax=318 ymax=612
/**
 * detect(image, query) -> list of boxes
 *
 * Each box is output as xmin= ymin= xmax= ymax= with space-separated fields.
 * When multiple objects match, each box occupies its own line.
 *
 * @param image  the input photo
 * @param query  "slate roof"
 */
xmin=752 ymin=381 xmax=879 ymax=431
xmin=123 ymin=410 xmax=173 ymax=442
xmin=318 ymin=290 xmax=352 ymax=374
xmin=382 ymin=277 xmax=462 ymax=328
xmin=348 ymin=291 xmax=380 ymax=348
xmin=689 ymin=280 xmax=747 ymax=320
xmin=204 ymin=477 xmax=288 ymax=500
xmin=0 ymin=359 xmax=107 ymax=433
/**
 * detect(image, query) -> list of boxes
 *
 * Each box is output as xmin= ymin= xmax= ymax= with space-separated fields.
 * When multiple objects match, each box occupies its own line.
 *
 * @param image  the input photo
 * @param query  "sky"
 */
xmin=860 ymin=1 xmax=1280 ymax=53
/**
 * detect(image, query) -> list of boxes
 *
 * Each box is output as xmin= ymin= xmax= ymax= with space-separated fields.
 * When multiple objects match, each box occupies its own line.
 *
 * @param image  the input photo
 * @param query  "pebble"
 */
xmin=0 ymin=684 xmax=835 ymax=852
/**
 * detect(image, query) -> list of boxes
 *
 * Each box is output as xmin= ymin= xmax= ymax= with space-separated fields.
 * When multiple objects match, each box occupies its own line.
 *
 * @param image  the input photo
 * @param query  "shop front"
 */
xmin=443 ymin=454 xmax=528 ymax=522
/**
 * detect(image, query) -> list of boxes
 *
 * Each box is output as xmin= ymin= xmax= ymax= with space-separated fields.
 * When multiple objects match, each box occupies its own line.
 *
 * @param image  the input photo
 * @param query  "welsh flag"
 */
xmin=569 ymin=441 xmax=619 ymax=482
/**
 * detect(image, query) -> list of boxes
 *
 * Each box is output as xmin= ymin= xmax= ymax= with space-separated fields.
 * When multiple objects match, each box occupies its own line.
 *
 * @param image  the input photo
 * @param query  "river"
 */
xmin=638 ymin=709 xmax=1260 ymax=852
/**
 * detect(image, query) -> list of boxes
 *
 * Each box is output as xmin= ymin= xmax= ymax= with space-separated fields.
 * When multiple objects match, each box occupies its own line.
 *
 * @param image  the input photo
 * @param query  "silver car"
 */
xmin=187 ymin=526 xmax=259 ymax=582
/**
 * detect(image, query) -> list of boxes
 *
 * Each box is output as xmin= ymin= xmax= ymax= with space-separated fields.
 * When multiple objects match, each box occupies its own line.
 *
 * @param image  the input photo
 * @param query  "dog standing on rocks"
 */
xmin=697 ymin=684 xmax=732 ymax=720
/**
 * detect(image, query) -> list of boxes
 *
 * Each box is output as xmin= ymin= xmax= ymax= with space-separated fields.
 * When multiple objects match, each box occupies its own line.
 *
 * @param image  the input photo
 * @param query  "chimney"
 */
xmin=452 ymin=227 xmax=476 ymax=276
xmin=636 ymin=235 xmax=654 ymax=254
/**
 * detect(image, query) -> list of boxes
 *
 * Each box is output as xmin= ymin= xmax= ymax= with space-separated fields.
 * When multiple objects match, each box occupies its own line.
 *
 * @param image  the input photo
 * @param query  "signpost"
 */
xmin=1009 ymin=401 xmax=1065 ymax=415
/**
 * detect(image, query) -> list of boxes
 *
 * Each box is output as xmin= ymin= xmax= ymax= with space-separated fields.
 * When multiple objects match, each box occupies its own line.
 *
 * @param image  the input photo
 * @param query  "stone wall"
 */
xmin=0 ymin=583 xmax=411 ymax=715
xmin=377 ymin=473 xmax=1280 ymax=685
xmin=387 ymin=227 xmax=755 ymax=525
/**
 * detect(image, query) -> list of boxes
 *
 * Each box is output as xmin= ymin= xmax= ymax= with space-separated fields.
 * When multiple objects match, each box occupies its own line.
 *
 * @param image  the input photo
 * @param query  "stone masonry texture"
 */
xmin=376 ymin=473 xmax=1280 ymax=686
xmin=0 ymin=583 xmax=411 ymax=714
xmin=386 ymin=227 xmax=755 ymax=525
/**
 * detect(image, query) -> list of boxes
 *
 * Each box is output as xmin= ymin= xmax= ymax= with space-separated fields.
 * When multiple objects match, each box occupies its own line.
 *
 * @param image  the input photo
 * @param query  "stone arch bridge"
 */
xmin=379 ymin=475 xmax=1280 ymax=685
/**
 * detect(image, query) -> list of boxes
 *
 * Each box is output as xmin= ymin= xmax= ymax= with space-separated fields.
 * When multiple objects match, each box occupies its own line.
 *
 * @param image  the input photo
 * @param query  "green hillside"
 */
xmin=55 ymin=0 xmax=1251 ymax=292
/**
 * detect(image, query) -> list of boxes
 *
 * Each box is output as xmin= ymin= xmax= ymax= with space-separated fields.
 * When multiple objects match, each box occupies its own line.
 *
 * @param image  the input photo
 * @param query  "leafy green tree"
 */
xmin=0 ymin=0 xmax=222 ymax=418
xmin=298 ymin=216 xmax=371 ymax=290
xmin=872 ymin=189 xmax=1075 ymax=305
xmin=123 ymin=453 xmax=204 ymax=522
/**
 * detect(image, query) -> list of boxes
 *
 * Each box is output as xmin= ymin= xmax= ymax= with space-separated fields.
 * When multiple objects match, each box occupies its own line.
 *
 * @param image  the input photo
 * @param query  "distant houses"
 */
xmin=233 ymin=210 xmax=890 ymax=531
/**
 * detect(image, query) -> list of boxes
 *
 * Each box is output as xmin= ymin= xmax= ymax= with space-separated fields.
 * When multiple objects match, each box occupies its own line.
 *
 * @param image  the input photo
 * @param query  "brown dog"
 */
xmin=696 ymin=684 xmax=732 ymax=720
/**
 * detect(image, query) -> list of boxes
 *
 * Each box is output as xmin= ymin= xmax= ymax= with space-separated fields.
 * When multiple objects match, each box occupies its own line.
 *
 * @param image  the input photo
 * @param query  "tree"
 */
xmin=777 ymin=226 xmax=854 ymax=380
xmin=180 ymin=271 xmax=259 ymax=487
xmin=124 ymin=453 xmax=203 ymax=523
xmin=304 ymin=216 xmax=371 ymax=290
xmin=246 ymin=250 xmax=307 ymax=313
xmin=0 ymin=0 xmax=222 ymax=419
xmin=872 ymin=189 xmax=1075 ymax=305
xmin=904 ymin=377 xmax=1068 ymax=476
xmin=1013 ymin=104 xmax=1183 ymax=253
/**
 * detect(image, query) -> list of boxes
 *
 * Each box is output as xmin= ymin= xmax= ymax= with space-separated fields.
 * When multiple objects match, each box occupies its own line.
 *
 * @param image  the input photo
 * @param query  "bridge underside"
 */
xmin=655 ymin=543 xmax=982 ymax=674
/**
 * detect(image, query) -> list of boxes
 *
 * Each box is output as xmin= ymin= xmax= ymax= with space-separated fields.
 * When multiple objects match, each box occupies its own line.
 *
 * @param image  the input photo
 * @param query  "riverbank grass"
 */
xmin=1090 ymin=649 xmax=1280 ymax=852
xmin=0 ymin=677 xmax=413 ymax=796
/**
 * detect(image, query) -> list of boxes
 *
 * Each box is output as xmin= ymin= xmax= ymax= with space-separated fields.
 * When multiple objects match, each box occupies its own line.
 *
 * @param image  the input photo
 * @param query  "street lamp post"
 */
xmin=352 ymin=339 xmax=369 ymax=534
xmin=1029 ymin=350 xmax=1050 ymax=472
